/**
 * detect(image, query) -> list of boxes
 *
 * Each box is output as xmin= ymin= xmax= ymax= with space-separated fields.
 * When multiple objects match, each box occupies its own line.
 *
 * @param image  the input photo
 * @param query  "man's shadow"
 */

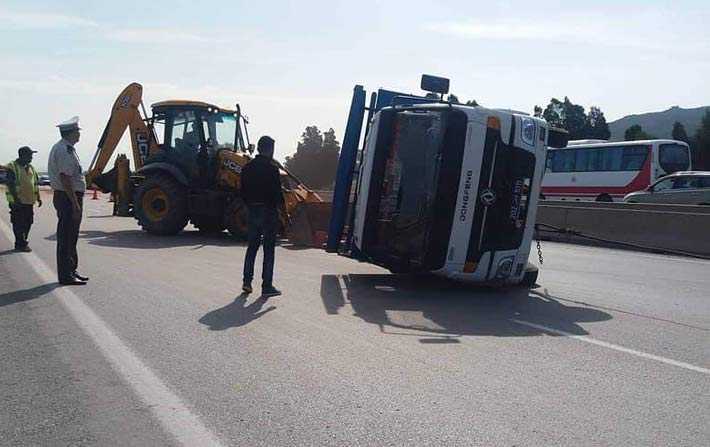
xmin=0 ymin=283 xmax=60 ymax=308
xmin=199 ymin=293 xmax=276 ymax=331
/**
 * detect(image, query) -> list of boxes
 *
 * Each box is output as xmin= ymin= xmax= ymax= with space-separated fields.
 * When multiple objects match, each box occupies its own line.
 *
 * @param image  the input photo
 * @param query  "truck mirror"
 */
xmin=421 ymin=74 xmax=450 ymax=95
xmin=547 ymin=127 xmax=569 ymax=149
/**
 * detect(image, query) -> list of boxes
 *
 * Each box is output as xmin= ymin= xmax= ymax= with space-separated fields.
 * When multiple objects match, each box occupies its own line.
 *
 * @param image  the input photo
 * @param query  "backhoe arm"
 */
xmin=85 ymin=83 xmax=159 ymax=187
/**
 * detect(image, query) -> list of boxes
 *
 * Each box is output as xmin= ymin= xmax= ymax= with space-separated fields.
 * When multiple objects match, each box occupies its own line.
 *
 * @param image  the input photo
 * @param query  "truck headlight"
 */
xmin=521 ymin=117 xmax=536 ymax=146
xmin=495 ymin=257 xmax=514 ymax=279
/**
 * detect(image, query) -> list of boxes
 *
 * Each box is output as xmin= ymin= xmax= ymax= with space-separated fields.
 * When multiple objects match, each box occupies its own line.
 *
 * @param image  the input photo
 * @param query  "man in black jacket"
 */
xmin=241 ymin=136 xmax=284 ymax=297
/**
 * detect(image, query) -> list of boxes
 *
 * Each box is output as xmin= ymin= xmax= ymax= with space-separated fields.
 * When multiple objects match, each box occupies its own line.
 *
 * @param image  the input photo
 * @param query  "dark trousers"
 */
xmin=9 ymin=203 xmax=34 ymax=249
xmin=53 ymin=191 xmax=83 ymax=281
xmin=243 ymin=205 xmax=277 ymax=288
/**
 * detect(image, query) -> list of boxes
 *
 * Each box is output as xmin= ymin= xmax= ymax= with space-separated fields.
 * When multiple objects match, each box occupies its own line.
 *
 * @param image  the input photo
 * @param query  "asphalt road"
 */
xmin=1 ymin=189 xmax=708 ymax=446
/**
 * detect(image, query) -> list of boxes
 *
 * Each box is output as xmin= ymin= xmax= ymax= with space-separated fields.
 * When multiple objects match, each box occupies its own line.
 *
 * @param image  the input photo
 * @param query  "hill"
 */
xmin=608 ymin=105 xmax=709 ymax=141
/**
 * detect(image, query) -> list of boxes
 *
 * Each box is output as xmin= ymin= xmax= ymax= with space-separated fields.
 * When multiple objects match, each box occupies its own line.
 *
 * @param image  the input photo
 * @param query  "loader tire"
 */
xmin=224 ymin=197 xmax=249 ymax=240
xmin=134 ymin=173 xmax=188 ymax=235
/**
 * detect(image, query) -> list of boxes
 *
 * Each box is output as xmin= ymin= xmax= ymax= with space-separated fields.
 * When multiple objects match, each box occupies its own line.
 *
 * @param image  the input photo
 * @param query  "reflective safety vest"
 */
xmin=5 ymin=160 xmax=39 ymax=205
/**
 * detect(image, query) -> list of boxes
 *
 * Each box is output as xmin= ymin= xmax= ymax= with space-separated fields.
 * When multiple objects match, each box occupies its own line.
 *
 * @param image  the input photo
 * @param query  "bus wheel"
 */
xmin=595 ymin=194 xmax=613 ymax=202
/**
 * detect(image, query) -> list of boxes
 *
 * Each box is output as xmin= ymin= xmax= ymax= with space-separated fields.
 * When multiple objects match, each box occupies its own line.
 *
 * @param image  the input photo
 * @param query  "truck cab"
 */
xmin=329 ymin=76 xmax=567 ymax=286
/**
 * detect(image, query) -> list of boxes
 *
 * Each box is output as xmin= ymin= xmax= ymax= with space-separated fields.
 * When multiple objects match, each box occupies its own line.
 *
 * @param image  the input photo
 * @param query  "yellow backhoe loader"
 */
xmin=86 ymin=83 xmax=330 ymax=246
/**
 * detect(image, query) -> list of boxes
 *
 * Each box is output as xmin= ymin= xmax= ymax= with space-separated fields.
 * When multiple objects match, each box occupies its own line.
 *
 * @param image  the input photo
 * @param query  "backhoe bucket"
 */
xmin=287 ymin=202 xmax=332 ymax=247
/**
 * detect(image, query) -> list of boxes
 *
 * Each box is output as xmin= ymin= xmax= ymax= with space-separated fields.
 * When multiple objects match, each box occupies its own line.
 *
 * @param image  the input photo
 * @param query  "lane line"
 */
xmin=0 ymin=218 xmax=224 ymax=447
xmin=512 ymin=319 xmax=710 ymax=376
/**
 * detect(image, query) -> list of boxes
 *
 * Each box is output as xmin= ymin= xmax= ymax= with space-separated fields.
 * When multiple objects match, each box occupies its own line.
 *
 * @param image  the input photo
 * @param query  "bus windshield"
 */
xmin=659 ymin=143 xmax=690 ymax=174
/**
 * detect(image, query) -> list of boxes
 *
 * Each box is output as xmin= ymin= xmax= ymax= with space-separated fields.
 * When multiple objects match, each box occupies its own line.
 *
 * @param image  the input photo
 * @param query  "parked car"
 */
xmin=38 ymin=174 xmax=51 ymax=186
xmin=624 ymin=171 xmax=710 ymax=205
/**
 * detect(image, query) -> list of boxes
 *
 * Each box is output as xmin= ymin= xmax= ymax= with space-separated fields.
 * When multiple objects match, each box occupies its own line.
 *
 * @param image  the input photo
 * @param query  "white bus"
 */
xmin=541 ymin=139 xmax=691 ymax=202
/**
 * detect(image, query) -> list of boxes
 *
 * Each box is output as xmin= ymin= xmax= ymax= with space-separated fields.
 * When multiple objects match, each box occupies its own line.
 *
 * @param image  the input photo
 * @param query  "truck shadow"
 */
xmin=320 ymin=274 xmax=612 ymax=341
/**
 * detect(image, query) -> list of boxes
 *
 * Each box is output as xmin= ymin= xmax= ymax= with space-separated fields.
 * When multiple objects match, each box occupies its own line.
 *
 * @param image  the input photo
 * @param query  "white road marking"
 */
xmin=512 ymin=319 xmax=710 ymax=375
xmin=0 ymin=219 xmax=224 ymax=447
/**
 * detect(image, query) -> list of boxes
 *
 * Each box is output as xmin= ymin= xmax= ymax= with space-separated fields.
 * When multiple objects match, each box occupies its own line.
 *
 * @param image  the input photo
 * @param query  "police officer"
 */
xmin=48 ymin=116 xmax=89 ymax=285
xmin=5 ymin=146 xmax=42 ymax=252
xmin=241 ymin=136 xmax=283 ymax=297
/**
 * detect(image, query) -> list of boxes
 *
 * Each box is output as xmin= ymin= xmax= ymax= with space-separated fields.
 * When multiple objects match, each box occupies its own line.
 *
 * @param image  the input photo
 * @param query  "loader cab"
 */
xmin=150 ymin=101 xmax=249 ymax=186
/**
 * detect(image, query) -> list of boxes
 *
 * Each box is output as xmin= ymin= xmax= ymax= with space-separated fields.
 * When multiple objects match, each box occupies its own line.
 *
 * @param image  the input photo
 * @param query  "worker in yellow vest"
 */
xmin=5 ymin=146 xmax=42 ymax=252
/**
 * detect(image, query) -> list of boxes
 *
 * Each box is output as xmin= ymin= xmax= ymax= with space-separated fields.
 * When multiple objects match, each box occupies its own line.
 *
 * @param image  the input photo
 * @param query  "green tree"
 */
xmin=671 ymin=121 xmax=689 ymax=142
xmin=583 ymin=106 xmax=611 ymax=140
xmin=465 ymin=99 xmax=479 ymax=106
xmin=284 ymin=125 xmax=341 ymax=189
xmin=624 ymin=124 xmax=654 ymax=141
xmin=322 ymin=128 xmax=340 ymax=152
xmin=533 ymin=105 xmax=543 ymax=117
xmin=692 ymin=109 xmax=710 ymax=169
xmin=542 ymin=97 xmax=587 ymax=139
xmin=297 ymin=126 xmax=323 ymax=152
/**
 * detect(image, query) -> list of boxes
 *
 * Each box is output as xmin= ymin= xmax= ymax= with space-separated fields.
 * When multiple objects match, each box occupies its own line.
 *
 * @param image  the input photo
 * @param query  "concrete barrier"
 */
xmin=536 ymin=201 xmax=710 ymax=257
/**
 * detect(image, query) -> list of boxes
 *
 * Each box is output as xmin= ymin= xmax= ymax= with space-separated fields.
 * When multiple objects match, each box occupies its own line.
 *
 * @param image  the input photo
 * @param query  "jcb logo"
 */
xmin=136 ymin=132 xmax=149 ymax=160
xmin=223 ymin=159 xmax=242 ymax=174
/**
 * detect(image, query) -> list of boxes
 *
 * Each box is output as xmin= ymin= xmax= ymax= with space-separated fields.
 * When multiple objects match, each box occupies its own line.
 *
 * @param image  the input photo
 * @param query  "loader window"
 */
xmin=170 ymin=111 xmax=201 ymax=154
xmin=203 ymin=112 xmax=237 ymax=151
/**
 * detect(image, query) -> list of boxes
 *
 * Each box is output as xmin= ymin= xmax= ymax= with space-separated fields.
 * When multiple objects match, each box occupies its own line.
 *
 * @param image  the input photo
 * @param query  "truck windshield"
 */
xmin=377 ymin=111 xmax=445 ymax=262
xmin=203 ymin=112 xmax=237 ymax=151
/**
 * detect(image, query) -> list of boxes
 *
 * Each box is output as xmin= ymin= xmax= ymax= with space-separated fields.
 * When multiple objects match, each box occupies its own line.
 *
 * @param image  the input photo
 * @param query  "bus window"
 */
xmin=604 ymin=147 xmax=624 ymax=171
xmin=621 ymin=146 xmax=648 ymax=171
xmin=586 ymin=149 xmax=603 ymax=171
xmin=550 ymin=149 xmax=575 ymax=172
xmin=575 ymin=149 xmax=590 ymax=172
xmin=659 ymin=144 xmax=690 ymax=174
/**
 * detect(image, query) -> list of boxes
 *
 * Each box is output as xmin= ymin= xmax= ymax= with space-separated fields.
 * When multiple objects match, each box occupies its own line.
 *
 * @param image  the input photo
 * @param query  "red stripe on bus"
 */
xmin=542 ymin=148 xmax=651 ymax=195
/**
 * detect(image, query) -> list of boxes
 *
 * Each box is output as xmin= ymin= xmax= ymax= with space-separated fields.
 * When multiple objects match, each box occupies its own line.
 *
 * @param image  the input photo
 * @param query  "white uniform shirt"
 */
xmin=48 ymin=139 xmax=86 ymax=192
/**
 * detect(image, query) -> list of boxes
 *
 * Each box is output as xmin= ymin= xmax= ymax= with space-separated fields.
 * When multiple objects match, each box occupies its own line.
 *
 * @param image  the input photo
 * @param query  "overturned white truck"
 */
xmin=327 ymin=75 xmax=568 ymax=286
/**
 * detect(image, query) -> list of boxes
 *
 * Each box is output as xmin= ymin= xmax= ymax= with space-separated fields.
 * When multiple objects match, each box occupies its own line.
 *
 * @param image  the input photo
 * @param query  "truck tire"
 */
xmin=520 ymin=265 xmax=539 ymax=288
xmin=134 ymin=173 xmax=188 ymax=235
xmin=224 ymin=198 xmax=249 ymax=239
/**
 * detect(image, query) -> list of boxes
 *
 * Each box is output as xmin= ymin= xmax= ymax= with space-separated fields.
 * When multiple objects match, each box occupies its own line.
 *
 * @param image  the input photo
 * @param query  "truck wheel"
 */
xmin=134 ymin=173 xmax=188 ymax=235
xmin=521 ymin=265 xmax=539 ymax=288
xmin=595 ymin=193 xmax=613 ymax=202
xmin=224 ymin=198 xmax=249 ymax=239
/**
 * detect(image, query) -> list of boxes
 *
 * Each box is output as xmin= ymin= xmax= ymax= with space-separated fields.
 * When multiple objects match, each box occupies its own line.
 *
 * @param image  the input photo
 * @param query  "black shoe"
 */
xmin=59 ymin=278 xmax=86 ymax=286
xmin=261 ymin=286 xmax=282 ymax=297
xmin=242 ymin=283 xmax=253 ymax=294
xmin=73 ymin=271 xmax=89 ymax=281
xmin=14 ymin=246 xmax=31 ymax=252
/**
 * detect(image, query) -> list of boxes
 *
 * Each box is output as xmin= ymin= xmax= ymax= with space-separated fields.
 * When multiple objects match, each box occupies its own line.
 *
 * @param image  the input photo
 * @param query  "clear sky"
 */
xmin=1 ymin=0 xmax=709 ymax=170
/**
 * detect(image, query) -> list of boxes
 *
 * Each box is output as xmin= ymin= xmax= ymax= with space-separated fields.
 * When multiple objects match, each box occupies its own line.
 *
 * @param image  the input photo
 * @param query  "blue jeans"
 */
xmin=243 ymin=205 xmax=277 ymax=288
